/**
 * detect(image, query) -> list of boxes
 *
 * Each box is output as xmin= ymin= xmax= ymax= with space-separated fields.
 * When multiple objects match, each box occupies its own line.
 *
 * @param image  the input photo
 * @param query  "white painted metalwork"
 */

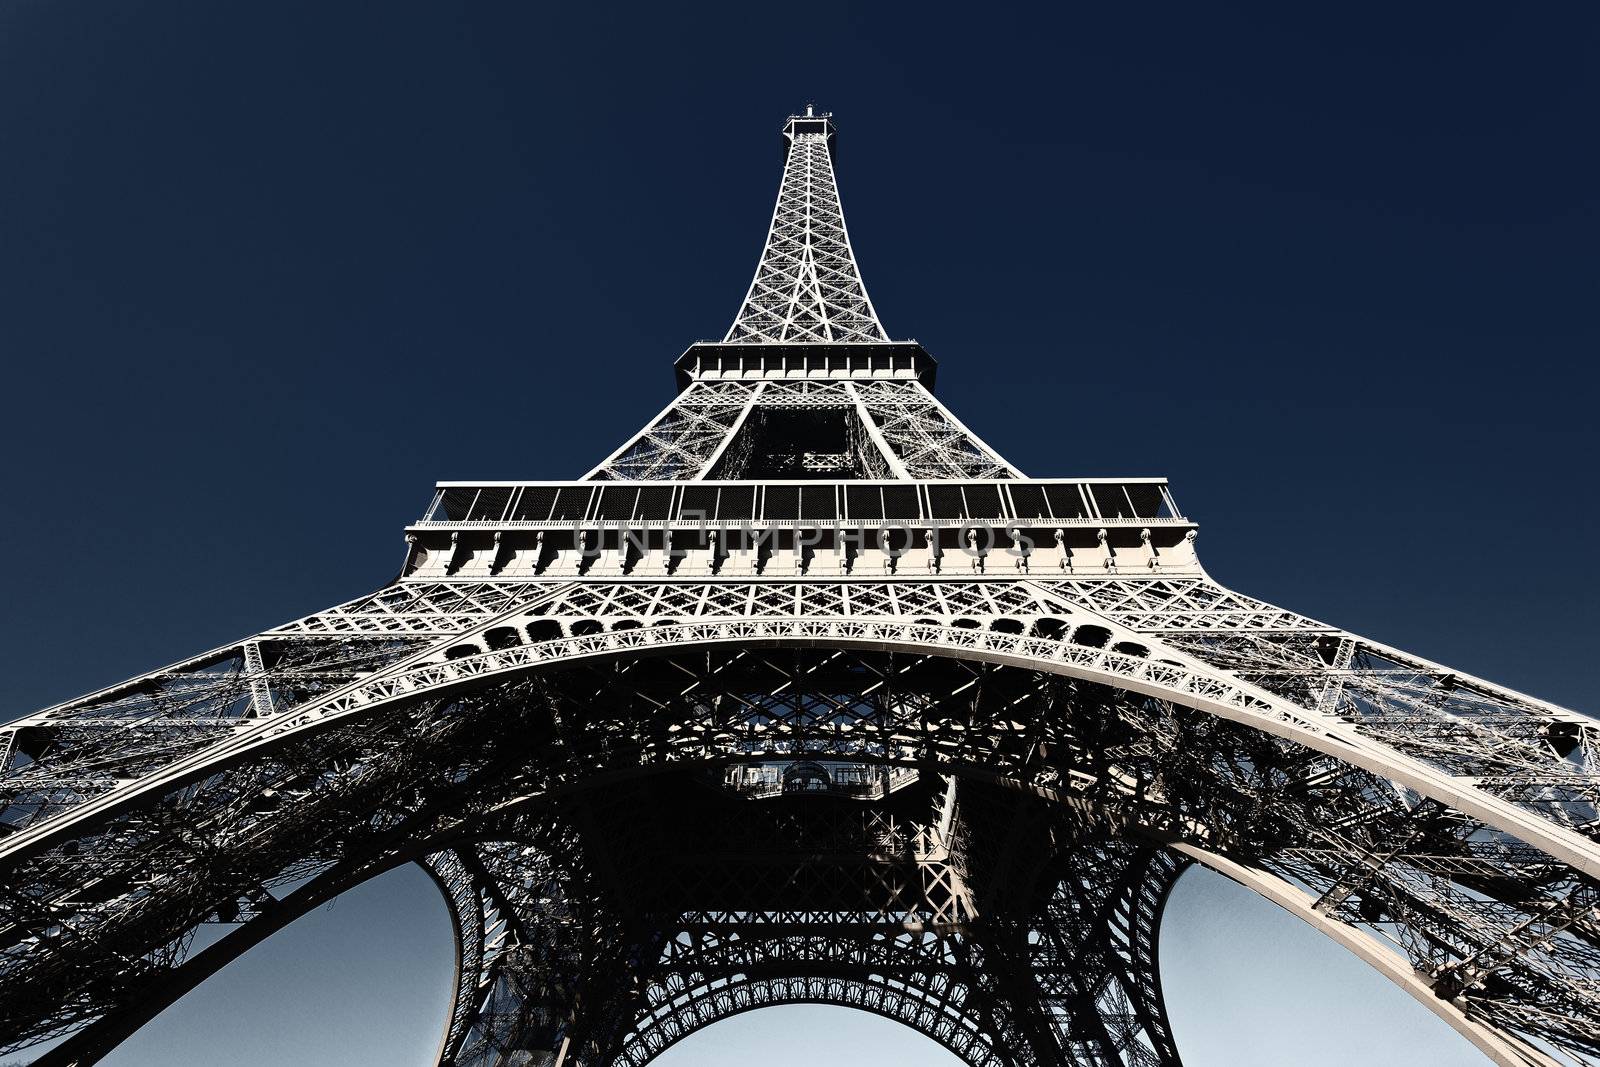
xmin=725 ymin=108 xmax=887 ymax=345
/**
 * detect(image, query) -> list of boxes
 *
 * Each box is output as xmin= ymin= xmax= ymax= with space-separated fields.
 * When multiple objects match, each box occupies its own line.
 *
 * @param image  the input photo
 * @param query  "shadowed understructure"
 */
xmin=2 ymin=108 xmax=1598 ymax=1067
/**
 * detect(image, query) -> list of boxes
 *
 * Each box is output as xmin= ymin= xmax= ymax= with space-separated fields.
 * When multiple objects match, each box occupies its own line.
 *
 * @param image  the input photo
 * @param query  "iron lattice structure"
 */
xmin=2 ymin=108 xmax=1598 ymax=1067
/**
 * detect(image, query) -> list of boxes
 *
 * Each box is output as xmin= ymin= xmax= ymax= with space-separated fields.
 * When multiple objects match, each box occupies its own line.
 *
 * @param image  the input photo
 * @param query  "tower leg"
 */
xmin=964 ymin=842 xmax=1186 ymax=1067
xmin=429 ymin=840 xmax=646 ymax=1067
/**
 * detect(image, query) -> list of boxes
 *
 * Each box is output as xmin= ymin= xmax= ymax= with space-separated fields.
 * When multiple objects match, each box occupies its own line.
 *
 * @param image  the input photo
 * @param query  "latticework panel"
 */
xmin=854 ymin=380 xmax=1019 ymax=479
xmin=0 ymin=634 xmax=429 ymax=836
xmin=587 ymin=382 xmax=757 ymax=481
xmin=523 ymin=578 xmax=1066 ymax=622
xmin=725 ymin=120 xmax=887 ymax=345
xmin=428 ymin=779 xmax=1184 ymax=1067
xmin=1039 ymin=576 xmax=1600 ymax=842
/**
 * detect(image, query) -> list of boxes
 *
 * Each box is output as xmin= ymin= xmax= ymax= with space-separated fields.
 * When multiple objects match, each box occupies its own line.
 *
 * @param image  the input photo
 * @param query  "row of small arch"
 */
xmin=441 ymin=615 xmax=1163 ymax=664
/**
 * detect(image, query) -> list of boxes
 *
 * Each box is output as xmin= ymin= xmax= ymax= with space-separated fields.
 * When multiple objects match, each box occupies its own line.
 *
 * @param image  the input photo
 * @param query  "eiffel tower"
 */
xmin=3 ymin=107 xmax=1598 ymax=1067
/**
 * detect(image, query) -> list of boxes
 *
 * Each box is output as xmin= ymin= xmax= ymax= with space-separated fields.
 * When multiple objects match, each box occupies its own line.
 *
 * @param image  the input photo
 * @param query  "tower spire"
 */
xmin=725 ymin=108 xmax=889 ymax=344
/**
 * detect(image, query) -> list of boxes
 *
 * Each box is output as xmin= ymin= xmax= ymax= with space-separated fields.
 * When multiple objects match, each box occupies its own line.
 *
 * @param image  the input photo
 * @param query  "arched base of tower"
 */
xmin=6 ymin=642 xmax=1593 ymax=1067
xmin=427 ymin=778 xmax=1188 ymax=1067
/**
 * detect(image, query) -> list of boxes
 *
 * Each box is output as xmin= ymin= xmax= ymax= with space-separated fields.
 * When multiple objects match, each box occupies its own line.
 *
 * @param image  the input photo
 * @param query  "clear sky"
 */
xmin=1 ymin=2 xmax=1595 ymax=1065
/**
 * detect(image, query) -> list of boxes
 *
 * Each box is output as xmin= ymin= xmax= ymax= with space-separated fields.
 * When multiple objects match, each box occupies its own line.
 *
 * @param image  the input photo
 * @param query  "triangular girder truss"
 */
xmin=586 ymin=377 xmax=1017 ymax=482
xmin=725 ymin=113 xmax=887 ymax=345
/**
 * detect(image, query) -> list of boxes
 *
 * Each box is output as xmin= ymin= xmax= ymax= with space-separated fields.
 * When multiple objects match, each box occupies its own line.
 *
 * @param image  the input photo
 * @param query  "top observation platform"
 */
xmin=783 ymin=104 xmax=836 ymax=152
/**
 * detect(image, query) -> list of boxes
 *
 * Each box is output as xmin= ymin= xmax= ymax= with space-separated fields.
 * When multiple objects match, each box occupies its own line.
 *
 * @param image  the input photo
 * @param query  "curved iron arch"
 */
xmin=607 ymin=845 xmax=1190 ymax=1067
xmin=616 ymin=978 xmax=1011 ymax=1067
xmin=4 ymin=634 xmax=1595 ymax=1066
xmin=6 ymin=618 xmax=1593 ymax=877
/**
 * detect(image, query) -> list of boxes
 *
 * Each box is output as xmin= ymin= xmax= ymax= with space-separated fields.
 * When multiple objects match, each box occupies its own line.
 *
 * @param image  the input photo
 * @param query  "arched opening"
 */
xmin=483 ymin=626 xmax=522 ymax=651
xmin=781 ymin=760 xmax=831 ymax=792
xmin=649 ymin=1004 xmax=967 ymax=1065
xmin=69 ymin=845 xmax=1503 ymax=1067
xmin=1030 ymin=617 xmax=1068 ymax=640
xmin=1070 ymin=624 xmax=1110 ymax=648
xmin=1158 ymin=865 xmax=1486 ymax=1066
xmin=80 ymin=865 xmax=454 ymax=1067
xmin=527 ymin=619 xmax=563 ymax=642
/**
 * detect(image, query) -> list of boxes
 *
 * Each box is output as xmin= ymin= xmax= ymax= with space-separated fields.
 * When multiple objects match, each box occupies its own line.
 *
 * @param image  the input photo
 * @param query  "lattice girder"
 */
xmin=3 ymin=623 xmax=1597 ymax=1066
xmin=583 ymin=378 xmax=1018 ymax=482
xmin=725 ymin=110 xmax=887 ymax=345
xmin=10 ymin=582 xmax=1586 ymax=882
xmin=585 ymin=382 xmax=758 ymax=482
xmin=424 ymin=781 xmax=1186 ymax=1067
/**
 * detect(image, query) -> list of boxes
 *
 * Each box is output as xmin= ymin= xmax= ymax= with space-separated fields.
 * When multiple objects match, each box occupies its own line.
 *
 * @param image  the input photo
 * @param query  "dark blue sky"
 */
xmin=1 ymin=3 xmax=1595 ymax=1064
